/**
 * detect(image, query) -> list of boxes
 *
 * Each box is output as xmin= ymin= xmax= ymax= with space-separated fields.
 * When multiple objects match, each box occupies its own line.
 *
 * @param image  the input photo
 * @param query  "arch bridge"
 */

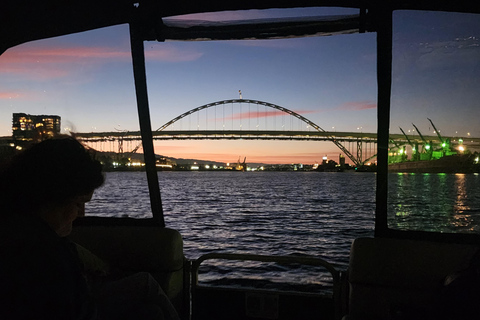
xmin=77 ymin=99 xmax=378 ymax=166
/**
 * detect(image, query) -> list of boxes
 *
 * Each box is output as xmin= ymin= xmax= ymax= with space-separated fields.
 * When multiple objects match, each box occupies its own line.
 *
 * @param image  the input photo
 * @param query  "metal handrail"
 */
xmin=192 ymin=252 xmax=342 ymax=320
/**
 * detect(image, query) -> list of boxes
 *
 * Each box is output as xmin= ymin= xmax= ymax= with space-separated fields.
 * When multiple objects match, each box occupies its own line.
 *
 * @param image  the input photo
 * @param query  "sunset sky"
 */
xmin=1 ymin=9 xmax=479 ymax=164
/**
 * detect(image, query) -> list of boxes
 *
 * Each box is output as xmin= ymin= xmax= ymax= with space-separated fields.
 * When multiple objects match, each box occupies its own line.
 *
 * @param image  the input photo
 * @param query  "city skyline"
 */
xmin=1 ymin=9 xmax=479 ymax=164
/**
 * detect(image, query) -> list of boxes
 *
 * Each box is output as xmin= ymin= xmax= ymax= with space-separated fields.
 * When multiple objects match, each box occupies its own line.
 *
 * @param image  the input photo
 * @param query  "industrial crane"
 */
xmin=427 ymin=118 xmax=453 ymax=155
xmin=427 ymin=118 xmax=444 ymax=145
xmin=399 ymin=127 xmax=419 ymax=161
xmin=236 ymin=156 xmax=247 ymax=171
xmin=411 ymin=123 xmax=433 ymax=160
xmin=388 ymin=139 xmax=407 ymax=163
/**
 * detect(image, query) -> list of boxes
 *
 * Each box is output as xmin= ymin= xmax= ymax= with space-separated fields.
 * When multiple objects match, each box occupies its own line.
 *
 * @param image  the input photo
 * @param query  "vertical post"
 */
xmin=130 ymin=23 xmax=165 ymax=227
xmin=118 ymin=138 xmax=124 ymax=154
xmin=375 ymin=7 xmax=392 ymax=236
xmin=357 ymin=138 xmax=363 ymax=164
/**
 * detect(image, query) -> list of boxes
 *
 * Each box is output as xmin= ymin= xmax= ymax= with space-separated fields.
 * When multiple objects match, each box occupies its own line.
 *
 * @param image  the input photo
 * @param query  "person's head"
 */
xmin=0 ymin=136 xmax=104 ymax=236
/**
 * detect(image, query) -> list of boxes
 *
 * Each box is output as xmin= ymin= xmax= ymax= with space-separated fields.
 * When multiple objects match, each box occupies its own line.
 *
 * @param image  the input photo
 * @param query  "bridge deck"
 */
xmin=73 ymin=130 xmax=480 ymax=147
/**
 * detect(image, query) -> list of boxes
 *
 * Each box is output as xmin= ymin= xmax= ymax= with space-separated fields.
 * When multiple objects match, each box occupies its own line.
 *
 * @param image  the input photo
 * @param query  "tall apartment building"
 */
xmin=12 ymin=113 xmax=61 ymax=146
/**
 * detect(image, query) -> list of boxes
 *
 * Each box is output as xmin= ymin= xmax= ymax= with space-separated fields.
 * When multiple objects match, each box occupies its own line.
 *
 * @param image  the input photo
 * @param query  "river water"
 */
xmin=86 ymin=171 xmax=480 ymax=289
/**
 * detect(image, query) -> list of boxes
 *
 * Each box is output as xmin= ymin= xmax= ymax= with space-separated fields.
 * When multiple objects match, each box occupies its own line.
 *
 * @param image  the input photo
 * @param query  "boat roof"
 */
xmin=2 ymin=0 xmax=480 ymax=54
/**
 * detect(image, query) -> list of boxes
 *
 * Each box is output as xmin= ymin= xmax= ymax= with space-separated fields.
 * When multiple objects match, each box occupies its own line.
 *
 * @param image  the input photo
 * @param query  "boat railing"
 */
xmin=192 ymin=252 xmax=342 ymax=320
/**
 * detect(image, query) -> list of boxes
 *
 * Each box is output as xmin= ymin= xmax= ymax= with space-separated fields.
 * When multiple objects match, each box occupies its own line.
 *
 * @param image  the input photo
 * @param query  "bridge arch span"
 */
xmin=156 ymin=99 xmax=323 ymax=132
xmin=156 ymin=99 xmax=359 ymax=165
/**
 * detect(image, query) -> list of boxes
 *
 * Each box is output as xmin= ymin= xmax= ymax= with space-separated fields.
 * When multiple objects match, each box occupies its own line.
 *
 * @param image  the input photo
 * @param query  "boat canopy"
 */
xmin=2 ymin=0 xmax=480 ymax=54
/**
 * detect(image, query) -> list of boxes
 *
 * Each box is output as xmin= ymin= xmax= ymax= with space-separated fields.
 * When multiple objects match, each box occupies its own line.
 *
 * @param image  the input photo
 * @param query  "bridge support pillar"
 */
xmin=118 ymin=138 xmax=124 ymax=154
xmin=357 ymin=139 xmax=363 ymax=164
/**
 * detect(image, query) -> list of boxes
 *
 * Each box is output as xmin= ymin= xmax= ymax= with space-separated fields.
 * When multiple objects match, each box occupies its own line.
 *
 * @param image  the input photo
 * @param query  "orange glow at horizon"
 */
xmin=142 ymin=140 xmax=352 ymax=165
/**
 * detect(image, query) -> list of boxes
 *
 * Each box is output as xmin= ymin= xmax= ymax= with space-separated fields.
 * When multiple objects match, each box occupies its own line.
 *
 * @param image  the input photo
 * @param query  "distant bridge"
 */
xmin=74 ymin=99 xmax=479 ymax=165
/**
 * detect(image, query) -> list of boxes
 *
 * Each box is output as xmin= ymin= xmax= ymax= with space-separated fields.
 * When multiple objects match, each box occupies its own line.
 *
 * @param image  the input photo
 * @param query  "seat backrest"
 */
xmin=346 ymin=237 xmax=478 ymax=319
xmin=69 ymin=225 xmax=186 ymax=318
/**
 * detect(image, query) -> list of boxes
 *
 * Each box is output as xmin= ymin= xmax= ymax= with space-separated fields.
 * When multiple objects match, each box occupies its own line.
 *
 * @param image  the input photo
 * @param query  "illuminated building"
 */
xmin=12 ymin=113 xmax=61 ymax=147
xmin=339 ymin=154 xmax=346 ymax=167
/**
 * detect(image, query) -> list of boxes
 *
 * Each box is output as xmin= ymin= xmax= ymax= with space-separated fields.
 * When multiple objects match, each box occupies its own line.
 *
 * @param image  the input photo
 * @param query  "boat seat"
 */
xmin=69 ymin=223 xmax=187 ymax=318
xmin=344 ymin=237 xmax=478 ymax=319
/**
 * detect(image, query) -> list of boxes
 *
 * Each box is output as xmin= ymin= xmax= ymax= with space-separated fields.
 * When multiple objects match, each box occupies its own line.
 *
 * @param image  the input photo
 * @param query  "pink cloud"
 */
xmin=226 ymin=110 xmax=283 ymax=120
xmin=0 ymin=44 xmax=202 ymax=78
xmin=338 ymin=101 xmax=377 ymax=111
xmin=1 ymin=46 xmax=129 ymax=64
xmin=0 ymin=91 xmax=22 ymax=99
xmin=0 ymin=46 xmax=125 ymax=79
xmin=225 ymin=109 xmax=318 ymax=120
xmin=2 ymin=45 xmax=202 ymax=64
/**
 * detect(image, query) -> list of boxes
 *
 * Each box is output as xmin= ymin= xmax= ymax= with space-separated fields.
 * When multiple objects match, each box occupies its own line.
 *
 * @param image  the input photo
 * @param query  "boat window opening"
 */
xmin=143 ymin=27 xmax=377 ymax=284
xmin=0 ymin=24 xmax=157 ymax=219
xmin=388 ymin=10 xmax=480 ymax=235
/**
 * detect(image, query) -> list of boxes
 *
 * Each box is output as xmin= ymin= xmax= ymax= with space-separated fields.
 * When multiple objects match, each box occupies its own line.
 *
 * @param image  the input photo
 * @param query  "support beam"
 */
xmin=374 ymin=6 xmax=392 ymax=236
xmin=130 ymin=22 xmax=165 ymax=227
xmin=357 ymin=138 xmax=363 ymax=164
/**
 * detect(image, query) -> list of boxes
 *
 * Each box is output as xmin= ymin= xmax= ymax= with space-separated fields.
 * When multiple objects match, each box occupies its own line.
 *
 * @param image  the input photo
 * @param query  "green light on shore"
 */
xmin=425 ymin=145 xmax=431 ymax=150
xmin=442 ymin=143 xmax=446 ymax=148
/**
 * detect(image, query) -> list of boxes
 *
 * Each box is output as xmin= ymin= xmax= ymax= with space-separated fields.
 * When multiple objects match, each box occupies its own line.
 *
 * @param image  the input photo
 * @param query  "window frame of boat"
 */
xmin=157 ymin=5 xmax=480 ymax=244
xmin=375 ymin=8 xmax=480 ymax=244
xmin=126 ymin=6 xmax=374 ymax=229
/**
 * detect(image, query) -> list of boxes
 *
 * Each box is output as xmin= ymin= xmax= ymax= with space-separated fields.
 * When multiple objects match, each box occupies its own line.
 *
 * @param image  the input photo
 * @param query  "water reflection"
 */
xmin=451 ymin=174 xmax=476 ymax=232
xmin=89 ymin=171 xmax=376 ymax=267
xmin=388 ymin=173 xmax=480 ymax=233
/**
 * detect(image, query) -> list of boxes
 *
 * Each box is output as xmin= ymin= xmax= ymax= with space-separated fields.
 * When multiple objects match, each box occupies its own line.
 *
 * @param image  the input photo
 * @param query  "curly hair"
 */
xmin=0 ymin=137 xmax=104 ymax=215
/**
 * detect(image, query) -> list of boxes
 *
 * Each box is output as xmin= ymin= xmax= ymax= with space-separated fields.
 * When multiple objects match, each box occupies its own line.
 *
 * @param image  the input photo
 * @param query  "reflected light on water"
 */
xmin=452 ymin=174 xmax=473 ymax=230
xmin=389 ymin=173 xmax=480 ymax=233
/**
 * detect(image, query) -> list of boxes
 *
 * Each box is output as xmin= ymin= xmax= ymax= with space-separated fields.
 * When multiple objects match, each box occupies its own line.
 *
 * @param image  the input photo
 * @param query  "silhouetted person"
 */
xmin=0 ymin=137 xmax=103 ymax=319
xmin=0 ymin=137 xmax=179 ymax=320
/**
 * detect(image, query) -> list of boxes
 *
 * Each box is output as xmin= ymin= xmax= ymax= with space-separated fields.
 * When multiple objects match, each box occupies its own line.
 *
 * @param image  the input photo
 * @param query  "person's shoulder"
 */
xmin=1 ymin=213 xmax=67 ymax=270
xmin=2 ymin=212 xmax=57 ymax=242
xmin=0 ymin=214 xmax=93 ymax=319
